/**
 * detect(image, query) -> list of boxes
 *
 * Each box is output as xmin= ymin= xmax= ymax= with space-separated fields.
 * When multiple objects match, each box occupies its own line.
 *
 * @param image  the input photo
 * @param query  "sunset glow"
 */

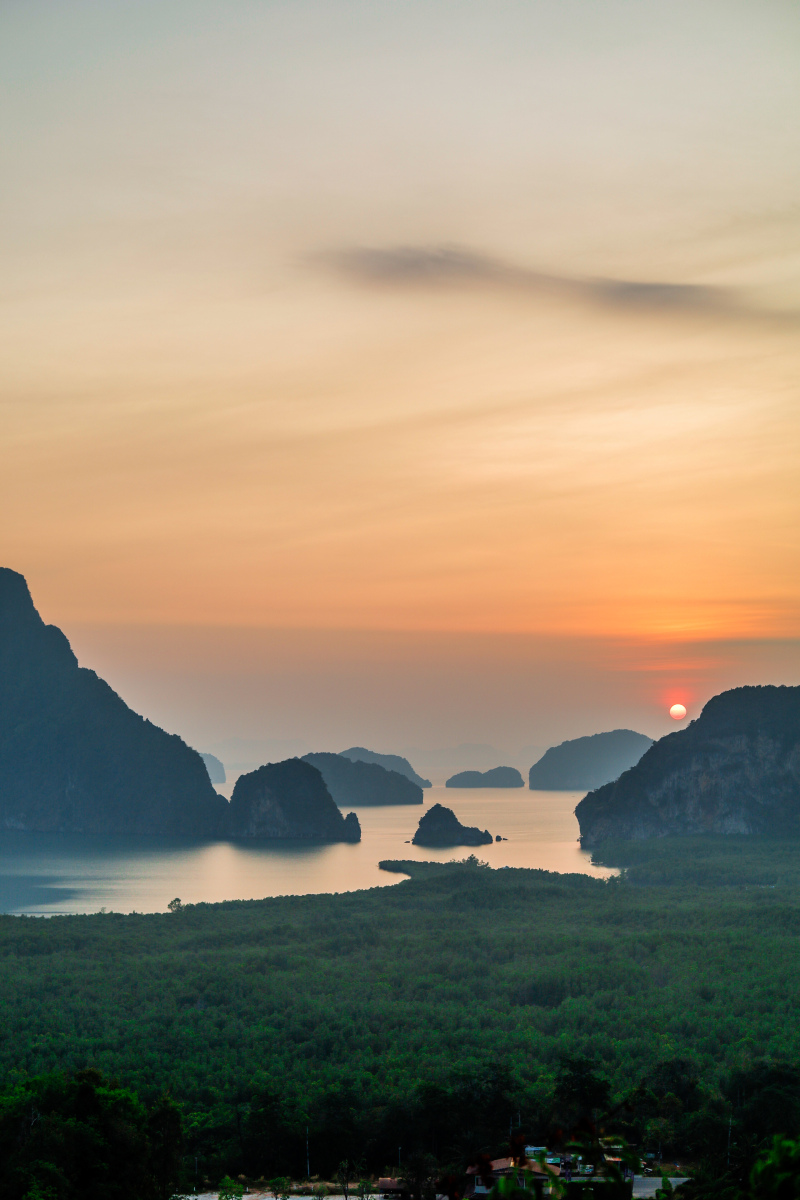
xmin=2 ymin=0 xmax=798 ymax=752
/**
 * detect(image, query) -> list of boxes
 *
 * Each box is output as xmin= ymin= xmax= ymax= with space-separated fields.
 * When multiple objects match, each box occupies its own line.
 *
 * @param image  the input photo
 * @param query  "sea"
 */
xmin=0 ymin=785 xmax=614 ymax=915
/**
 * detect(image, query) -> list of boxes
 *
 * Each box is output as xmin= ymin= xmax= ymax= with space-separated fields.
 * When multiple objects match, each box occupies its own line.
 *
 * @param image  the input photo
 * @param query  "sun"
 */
xmin=669 ymin=703 xmax=687 ymax=720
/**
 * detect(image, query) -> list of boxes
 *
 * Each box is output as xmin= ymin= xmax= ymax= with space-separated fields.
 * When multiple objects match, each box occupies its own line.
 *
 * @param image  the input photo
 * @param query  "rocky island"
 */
xmin=340 ymin=746 xmax=431 ymax=788
xmin=228 ymin=759 xmax=360 ymax=841
xmin=529 ymin=729 xmax=653 ymax=790
xmin=446 ymin=766 xmax=524 ymax=788
xmin=576 ymin=686 xmax=800 ymax=846
xmin=0 ymin=567 xmax=228 ymax=836
xmin=411 ymin=803 xmax=493 ymax=847
xmin=301 ymin=752 xmax=423 ymax=805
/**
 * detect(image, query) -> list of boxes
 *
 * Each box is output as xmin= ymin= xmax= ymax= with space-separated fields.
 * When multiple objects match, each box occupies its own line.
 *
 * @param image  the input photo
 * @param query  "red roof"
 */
xmin=466 ymin=1159 xmax=559 ymax=1177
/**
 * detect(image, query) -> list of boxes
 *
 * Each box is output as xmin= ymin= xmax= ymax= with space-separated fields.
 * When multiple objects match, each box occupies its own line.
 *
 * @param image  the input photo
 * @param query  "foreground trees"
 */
xmin=0 ymin=1069 xmax=182 ymax=1200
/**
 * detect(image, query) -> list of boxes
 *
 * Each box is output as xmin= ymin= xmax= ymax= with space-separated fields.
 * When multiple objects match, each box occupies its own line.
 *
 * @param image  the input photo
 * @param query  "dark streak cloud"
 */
xmin=324 ymin=244 xmax=734 ymax=314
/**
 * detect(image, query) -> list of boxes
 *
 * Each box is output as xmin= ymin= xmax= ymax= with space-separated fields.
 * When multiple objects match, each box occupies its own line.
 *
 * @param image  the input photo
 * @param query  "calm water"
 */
xmin=0 ymin=786 xmax=612 ymax=915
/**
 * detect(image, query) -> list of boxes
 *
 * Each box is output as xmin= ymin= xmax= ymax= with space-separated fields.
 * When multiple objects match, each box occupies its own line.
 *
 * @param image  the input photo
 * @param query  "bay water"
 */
xmin=0 ymin=786 xmax=612 ymax=915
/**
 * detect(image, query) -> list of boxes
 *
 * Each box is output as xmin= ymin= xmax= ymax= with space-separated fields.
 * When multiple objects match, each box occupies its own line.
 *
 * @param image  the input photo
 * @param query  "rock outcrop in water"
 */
xmin=339 ymin=746 xmax=431 ymax=788
xmin=446 ymin=766 xmax=524 ymax=788
xmin=529 ymin=729 xmax=653 ymax=790
xmin=0 ymin=568 xmax=228 ymax=836
xmin=228 ymin=759 xmax=361 ymax=841
xmin=411 ymin=803 xmax=492 ymax=847
xmin=301 ymin=752 xmax=423 ymax=805
xmin=576 ymin=686 xmax=800 ymax=847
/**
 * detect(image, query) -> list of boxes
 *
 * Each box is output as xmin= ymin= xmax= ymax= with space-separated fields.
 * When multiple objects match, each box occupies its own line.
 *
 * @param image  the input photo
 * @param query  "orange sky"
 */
xmin=2 ymin=0 xmax=799 ymax=755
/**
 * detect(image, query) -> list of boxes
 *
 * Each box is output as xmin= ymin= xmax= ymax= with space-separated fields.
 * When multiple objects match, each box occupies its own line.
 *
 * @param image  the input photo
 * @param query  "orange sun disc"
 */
xmin=669 ymin=703 xmax=687 ymax=720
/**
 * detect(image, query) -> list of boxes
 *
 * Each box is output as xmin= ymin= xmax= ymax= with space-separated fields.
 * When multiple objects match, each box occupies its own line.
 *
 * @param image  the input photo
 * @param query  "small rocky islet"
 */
xmin=412 ymin=803 xmax=493 ymax=847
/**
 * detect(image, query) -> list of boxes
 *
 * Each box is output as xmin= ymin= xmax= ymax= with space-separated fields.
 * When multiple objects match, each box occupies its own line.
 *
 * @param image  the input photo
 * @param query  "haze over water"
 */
xmin=0 ymin=788 xmax=612 ymax=915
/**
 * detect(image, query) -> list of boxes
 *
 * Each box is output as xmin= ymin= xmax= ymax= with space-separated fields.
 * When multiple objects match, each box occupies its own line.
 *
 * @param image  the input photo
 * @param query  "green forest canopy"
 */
xmin=3 ymin=839 xmax=800 ymax=1183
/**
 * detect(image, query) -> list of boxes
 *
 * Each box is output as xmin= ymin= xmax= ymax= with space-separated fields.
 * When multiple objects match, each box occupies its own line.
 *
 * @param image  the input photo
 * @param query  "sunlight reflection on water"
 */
xmin=0 ymin=786 xmax=613 ymax=914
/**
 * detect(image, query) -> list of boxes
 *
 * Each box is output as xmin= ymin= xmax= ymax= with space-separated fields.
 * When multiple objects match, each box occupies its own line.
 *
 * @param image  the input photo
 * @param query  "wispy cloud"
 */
xmin=324 ymin=244 xmax=734 ymax=314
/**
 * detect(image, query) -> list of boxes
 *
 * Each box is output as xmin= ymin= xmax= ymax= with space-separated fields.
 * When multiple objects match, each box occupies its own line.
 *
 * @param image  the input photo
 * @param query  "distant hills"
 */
xmin=446 ymin=766 xmax=524 ymax=788
xmin=401 ymin=743 xmax=506 ymax=784
xmin=576 ymin=686 xmax=800 ymax=846
xmin=340 ymin=746 xmax=431 ymax=788
xmin=200 ymin=753 xmax=226 ymax=785
xmin=0 ymin=569 xmax=357 ymax=843
xmin=528 ymin=729 xmax=653 ymax=790
xmin=301 ymin=752 xmax=423 ymax=805
xmin=412 ymin=803 xmax=493 ymax=847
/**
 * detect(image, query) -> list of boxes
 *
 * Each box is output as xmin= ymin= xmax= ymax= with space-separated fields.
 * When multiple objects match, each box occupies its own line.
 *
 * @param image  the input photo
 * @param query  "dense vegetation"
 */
xmin=4 ymin=841 xmax=800 ymax=1190
xmin=0 ymin=1068 xmax=182 ymax=1200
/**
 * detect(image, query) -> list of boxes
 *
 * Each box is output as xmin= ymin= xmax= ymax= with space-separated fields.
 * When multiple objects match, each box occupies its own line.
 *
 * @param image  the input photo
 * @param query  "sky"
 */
xmin=2 ymin=1 xmax=799 ymax=768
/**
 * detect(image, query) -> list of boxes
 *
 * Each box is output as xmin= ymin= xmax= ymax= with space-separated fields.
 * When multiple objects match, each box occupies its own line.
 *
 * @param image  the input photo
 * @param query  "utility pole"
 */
xmin=727 ymin=1116 xmax=732 ymax=1167
xmin=307 ymin=1126 xmax=310 ymax=1180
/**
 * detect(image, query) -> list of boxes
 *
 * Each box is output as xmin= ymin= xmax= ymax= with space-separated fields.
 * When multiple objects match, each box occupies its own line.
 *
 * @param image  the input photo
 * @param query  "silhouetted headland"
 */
xmin=0 ymin=567 xmax=228 ymax=836
xmin=576 ymin=686 xmax=800 ymax=846
xmin=0 ymin=568 xmax=358 ymax=842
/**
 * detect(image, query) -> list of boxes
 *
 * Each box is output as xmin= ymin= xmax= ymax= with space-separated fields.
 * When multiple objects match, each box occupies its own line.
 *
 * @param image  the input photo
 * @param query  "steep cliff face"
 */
xmin=228 ymin=759 xmax=361 ymax=841
xmin=0 ymin=568 xmax=228 ymax=835
xmin=301 ymin=752 xmax=423 ymax=805
xmin=529 ymin=730 xmax=653 ymax=790
xmin=576 ymin=686 xmax=800 ymax=846
xmin=411 ymin=803 xmax=492 ymax=847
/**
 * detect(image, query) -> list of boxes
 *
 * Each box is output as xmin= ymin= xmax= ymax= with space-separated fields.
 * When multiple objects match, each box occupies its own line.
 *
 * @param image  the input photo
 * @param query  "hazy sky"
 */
xmin=2 ymin=1 xmax=799 ymax=760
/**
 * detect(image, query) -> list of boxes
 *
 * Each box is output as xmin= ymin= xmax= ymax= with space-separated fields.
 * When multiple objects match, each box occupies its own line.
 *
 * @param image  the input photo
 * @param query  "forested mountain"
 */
xmin=0 ymin=568 xmax=227 ymax=836
xmin=577 ymin=686 xmax=800 ymax=846
xmin=529 ymin=730 xmax=653 ymax=791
